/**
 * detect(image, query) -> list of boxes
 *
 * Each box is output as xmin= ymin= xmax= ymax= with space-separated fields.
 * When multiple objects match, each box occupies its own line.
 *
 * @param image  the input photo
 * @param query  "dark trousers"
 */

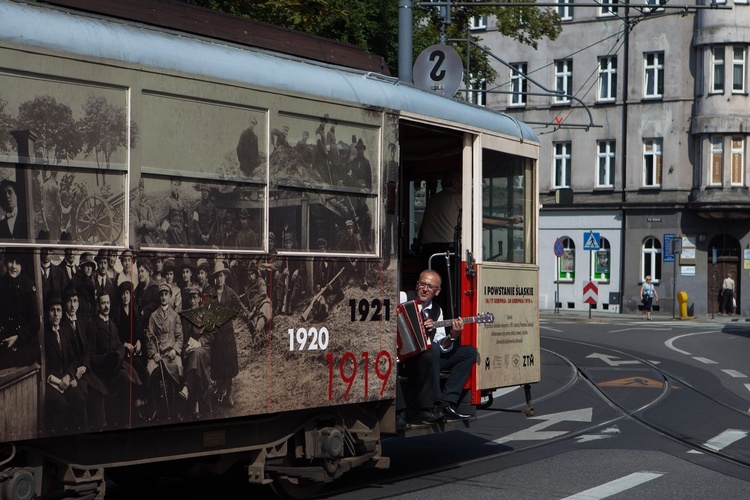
xmin=722 ymin=289 xmax=734 ymax=314
xmin=396 ymin=351 xmax=434 ymax=411
xmin=431 ymin=343 xmax=477 ymax=405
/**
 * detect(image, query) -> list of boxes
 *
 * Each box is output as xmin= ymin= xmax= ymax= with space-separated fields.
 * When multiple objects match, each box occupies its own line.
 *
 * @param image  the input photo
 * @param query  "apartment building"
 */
xmin=472 ymin=2 xmax=750 ymax=316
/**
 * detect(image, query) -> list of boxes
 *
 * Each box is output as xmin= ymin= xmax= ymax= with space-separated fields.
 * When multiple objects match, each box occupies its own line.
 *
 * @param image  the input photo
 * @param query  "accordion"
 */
xmin=396 ymin=300 xmax=431 ymax=362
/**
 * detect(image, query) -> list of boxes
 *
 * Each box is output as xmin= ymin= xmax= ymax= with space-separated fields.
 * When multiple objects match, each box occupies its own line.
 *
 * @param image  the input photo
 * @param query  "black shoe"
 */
xmin=443 ymin=404 xmax=472 ymax=420
xmin=396 ymin=412 xmax=412 ymax=430
xmin=407 ymin=407 xmax=444 ymax=424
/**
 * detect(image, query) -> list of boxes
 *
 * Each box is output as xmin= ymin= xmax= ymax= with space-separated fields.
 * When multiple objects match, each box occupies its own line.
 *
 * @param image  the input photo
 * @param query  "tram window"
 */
xmin=481 ymin=150 xmax=532 ymax=263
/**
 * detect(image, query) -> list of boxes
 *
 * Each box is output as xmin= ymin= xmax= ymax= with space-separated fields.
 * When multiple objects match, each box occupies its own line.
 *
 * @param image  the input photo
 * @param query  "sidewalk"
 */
xmin=540 ymin=309 xmax=748 ymax=324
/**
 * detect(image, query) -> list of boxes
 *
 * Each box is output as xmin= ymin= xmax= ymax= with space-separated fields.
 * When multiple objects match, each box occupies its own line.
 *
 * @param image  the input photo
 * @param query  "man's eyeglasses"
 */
xmin=417 ymin=281 xmax=440 ymax=291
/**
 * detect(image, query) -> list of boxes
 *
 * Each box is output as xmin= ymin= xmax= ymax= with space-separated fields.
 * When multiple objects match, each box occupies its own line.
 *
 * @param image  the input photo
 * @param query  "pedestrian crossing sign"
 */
xmin=583 ymin=231 xmax=600 ymax=251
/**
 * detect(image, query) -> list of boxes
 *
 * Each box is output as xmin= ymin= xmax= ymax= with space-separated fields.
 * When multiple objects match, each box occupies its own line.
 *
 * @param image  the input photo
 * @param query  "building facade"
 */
xmin=473 ymin=2 xmax=750 ymax=316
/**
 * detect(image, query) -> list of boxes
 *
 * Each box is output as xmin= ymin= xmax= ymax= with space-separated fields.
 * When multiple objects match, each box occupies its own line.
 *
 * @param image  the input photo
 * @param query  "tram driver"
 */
xmin=396 ymin=269 xmax=476 ymax=430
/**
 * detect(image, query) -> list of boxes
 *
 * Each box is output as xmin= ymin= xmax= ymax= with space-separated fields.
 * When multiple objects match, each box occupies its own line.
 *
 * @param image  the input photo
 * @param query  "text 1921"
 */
xmin=349 ymin=298 xmax=390 ymax=321
xmin=326 ymin=350 xmax=392 ymax=400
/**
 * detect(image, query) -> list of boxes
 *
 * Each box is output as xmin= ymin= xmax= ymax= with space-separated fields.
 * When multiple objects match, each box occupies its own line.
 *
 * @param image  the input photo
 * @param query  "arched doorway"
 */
xmin=707 ymin=234 xmax=741 ymax=315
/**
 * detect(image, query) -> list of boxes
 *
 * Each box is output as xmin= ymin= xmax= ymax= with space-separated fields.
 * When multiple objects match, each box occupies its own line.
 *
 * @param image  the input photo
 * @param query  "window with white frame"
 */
xmin=470 ymin=15 xmax=487 ymax=30
xmin=597 ymin=140 xmax=616 ymax=188
xmin=553 ymin=141 xmax=572 ymax=188
xmin=598 ymin=56 xmax=617 ymax=102
xmin=593 ymin=237 xmax=610 ymax=282
xmin=731 ymin=136 xmax=744 ymax=185
xmin=710 ymin=136 xmax=723 ymax=185
xmin=510 ymin=62 xmax=528 ymax=106
xmin=644 ymin=52 xmax=664 ymax=98
xmin=733 ymin=47 xmax=746 ymax=93
xmin=555 ymin=59 xmax=573 ymax=103
xmin=644 ymin=0 xmax=665 ymax=12
xmin=558 ymin=236 xmax=575 ymax=282
xmin=557 ymin=0 xmax=573 ymax=20
xmin=643 ymin=138 xmax=662 ymax=187
xmin=468 ymin=75 xmax=486 ymax=106
xmin=712 ymin=47 xmax=725 ymax=93
xmin=641 ymin=237 xmax=662 ymax=282
xmin=599 ymin=0 xmax=619 ymax=16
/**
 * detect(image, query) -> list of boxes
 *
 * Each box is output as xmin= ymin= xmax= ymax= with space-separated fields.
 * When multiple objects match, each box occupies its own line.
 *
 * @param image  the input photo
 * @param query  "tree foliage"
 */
xmin=186 ymin=0 xmax=560 ymax=86
xmin=0 ymin=97 xmax=15 ymax=154
xmin=15 ymin=95 xmax=82 ymax=165
xmin=78 ymin=95 xmax=138 ymax=169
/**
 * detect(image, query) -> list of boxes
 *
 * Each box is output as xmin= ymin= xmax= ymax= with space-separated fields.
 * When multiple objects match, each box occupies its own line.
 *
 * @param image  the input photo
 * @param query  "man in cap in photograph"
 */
xmin=237 ymin=116 xmax=260 ymax=176
xmin=0 ymin=252 xmax=39 ymax=369
xmin=56 ymin=235 xmax=77 ymax=289
xmin=43 ymin=290 xmax=87 ymax=434
xmin=165 ymin=176 xmax=189 ymax=246
xmin=40 ymin=246 xmax=65 ymax=299
xmin=235 ymin=208 xmax=258 ymax=249
xmin=214 ymin=211 xmax=236 ymax=249
xmin=348 ymin=138 xmax=372 ymax=189
xmin=133 ymin=178 xmax=157 ymax=247
xmin=192 ymin=183 xmax=217 ymax=246
xmin=179 ymin=284 xmax=213 ymax=418
xmin=146 ymin=282 xmax=184 ymax=418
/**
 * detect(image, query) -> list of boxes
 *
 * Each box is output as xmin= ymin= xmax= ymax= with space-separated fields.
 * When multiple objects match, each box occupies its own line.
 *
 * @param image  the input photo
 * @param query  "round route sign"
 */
xmin=412 ymin=44 xmax=463 ymax=97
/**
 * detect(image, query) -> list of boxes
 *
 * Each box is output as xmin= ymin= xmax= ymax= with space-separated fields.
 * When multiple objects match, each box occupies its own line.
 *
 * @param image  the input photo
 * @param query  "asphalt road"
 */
xmin=107 ymin=313 xmax=750 ymax=499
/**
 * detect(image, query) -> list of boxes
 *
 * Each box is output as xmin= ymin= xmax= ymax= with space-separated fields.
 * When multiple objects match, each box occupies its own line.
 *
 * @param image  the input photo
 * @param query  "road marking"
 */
xmin=575 ymin=426 xmax=620 ymax=443
xmin=492 ymin=386 xmax=520 ymax=398
xmin=561 ymin=471 xmax=664 ymax=499
xmin=586 ymin=353 xmax=641 ymax=366
xmin=598 ymin=377 xmax=668 ymax=389
xmin=744 ymin=383 xmax=750 ymax=394
xmin=687 ymin=429 xmax=749 ymax=454
xmin=664 ymin=331 xmax=717 ymax=356
xmin=693 ymin=357 xmax=717 ymax=364
xmin=488 ymin=408 xmax=592 ymax=445
xmin=721 ymin=369 xmax=747 ymax=378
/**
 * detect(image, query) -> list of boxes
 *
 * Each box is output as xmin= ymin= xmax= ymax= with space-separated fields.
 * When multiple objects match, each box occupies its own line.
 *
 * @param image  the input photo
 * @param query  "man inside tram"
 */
xmin=396 ymin=269 xmax=476 ymax=429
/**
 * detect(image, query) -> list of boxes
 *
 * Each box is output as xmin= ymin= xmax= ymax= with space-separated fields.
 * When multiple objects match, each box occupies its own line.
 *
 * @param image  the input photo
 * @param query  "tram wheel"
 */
xmin=269 ymin=474 xmax=325 ymax=500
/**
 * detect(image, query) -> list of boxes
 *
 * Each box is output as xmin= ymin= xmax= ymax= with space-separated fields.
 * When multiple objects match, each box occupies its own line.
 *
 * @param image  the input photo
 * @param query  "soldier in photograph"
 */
xmin=192 ymin=183 xmax=217 ymax=246
xmin=273 ymin=234 xmax=305 ymax=315
xmin=0 ymin=253 xmax=39 ymax=369
xmin=237 ymin=117 xmax=260 ymax=176
xmin=295 ymin=130 xmax=312 ymax=165
xmin=165 ymin=177 xmax=190 ymax=246
xmin=146 ymin=282 xmax=184 ymax=418
xmin=133 ymin=178 xmax=157 ymax=247
xmin=0 ymin=179 xmax=28 ymax=240
xmin=179 ymin=285 xmax=213 ymax=418
xmin=214 ymin=212 xmax=236 ymax=249
xmin=336 ymin=219 xmax=368 ymax=291
xmin=235 ymin=208 xmax=258 ymax=249
xmin=43 ymin=291 xmax=87 ymax=434
xmin=243 ymin=262 xmax=271 ymax=338
xmin=348 ymin=139 xmax=372 ymax=189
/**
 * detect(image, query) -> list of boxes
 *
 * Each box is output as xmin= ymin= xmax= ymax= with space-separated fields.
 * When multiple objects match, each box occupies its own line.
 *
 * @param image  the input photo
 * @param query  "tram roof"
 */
xmin=0 ymin=0 xmax=538 ymax=143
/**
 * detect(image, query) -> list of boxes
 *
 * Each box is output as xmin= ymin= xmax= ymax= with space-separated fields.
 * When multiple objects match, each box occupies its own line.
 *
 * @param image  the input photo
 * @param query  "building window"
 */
xmin=468 ymin=75 xmax=486 ymax=106
xmin=599 ymin=0 xmax=618 ymax=16
xmin=598 ymin=56 xmax=617 ymax=102
xmin=643 ymin=138 xmax=662 ymax=187
xmin=710 ymin=136 xmax=724 ymax=185
xmin=733 ymin=47 xmax=746 ymax=93
xmin=712 ymin=47 xmax=725 ymax=93
xmin=642 ymin=237 xmax=662 ymax=282
xmin=510 ymin=62 xmax=528 ymax=106
xmin=644 ymin=52 xmax=664 ymax=98
xmin=469 ymin=15 xmax=487 ymax=30
xmin=644 ymin=0 xmax=665 ymax=12
xmin=558 ymin=236 xmax=575 ymax=282
xmin=553 ymin=142 xmax=572 ymax=188
xmin=731 ymin=136 xmax=744 ymax=185
xmin=593 ymin=237 xmax=610 ymax=283
xmin=596 ymin=140 xmax=616 ymax=188
xmin=557 ymin=0 xmax=573 ymax=21
xmin=555 ymin=59 xmax=573 ymax=104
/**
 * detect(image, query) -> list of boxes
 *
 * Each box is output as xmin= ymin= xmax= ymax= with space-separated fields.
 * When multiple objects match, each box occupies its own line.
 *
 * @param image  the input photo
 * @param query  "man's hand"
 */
xmin=450 ymin=317 xmax=464 ymax=334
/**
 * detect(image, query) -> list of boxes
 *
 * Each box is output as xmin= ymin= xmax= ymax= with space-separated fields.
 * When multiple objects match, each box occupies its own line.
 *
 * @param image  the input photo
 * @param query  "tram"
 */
xmin=0 ymin=0 xmax=541 ymax=498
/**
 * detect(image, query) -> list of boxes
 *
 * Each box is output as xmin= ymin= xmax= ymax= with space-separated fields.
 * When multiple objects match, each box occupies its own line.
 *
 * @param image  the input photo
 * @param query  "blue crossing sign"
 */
xmin=583 ymin=231 xmax=601 ymax=251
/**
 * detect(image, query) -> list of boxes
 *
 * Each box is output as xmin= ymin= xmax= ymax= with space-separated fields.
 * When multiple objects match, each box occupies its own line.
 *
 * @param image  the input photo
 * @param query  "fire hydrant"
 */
xmin=677 ymin=291 xmax=691 ymax=319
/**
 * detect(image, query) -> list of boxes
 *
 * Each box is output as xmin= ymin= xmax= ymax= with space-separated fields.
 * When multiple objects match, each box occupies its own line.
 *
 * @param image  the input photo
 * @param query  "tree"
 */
xmin=186 ymin=0 xmax=560 ymax=87
xmin=15 ymin=95 xmax=82 ymax=164
xmin=77 ymin=95 xmax=139 ymax=185
xmin=0 ymin=97 xmax=15 ymax=154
